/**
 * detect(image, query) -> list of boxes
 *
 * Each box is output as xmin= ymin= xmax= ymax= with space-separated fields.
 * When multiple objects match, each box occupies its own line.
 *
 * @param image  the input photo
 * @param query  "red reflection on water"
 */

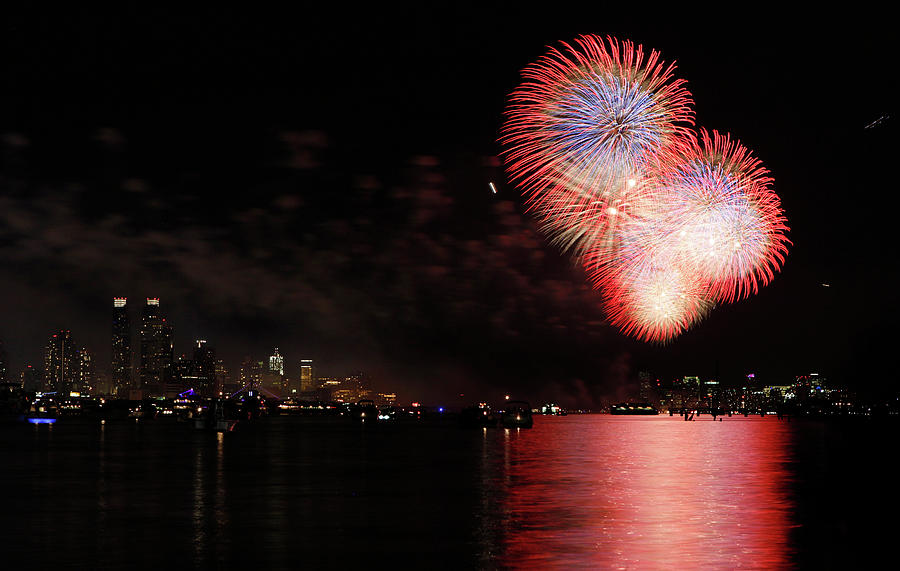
xmin=485 ymin=416 xmax=794 ymax=568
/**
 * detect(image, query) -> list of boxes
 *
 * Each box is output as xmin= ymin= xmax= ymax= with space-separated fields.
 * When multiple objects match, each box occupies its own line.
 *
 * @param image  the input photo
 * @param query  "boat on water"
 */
xmin=610 ymin=402 xmax=659 ymax=415
xmin=501 ymin=400 xmax=534 ymax=428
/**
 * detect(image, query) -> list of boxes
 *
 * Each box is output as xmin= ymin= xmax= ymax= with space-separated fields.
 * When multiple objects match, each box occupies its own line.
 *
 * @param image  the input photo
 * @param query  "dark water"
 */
xmin=1 ymin=415 xmax=896 ymax=569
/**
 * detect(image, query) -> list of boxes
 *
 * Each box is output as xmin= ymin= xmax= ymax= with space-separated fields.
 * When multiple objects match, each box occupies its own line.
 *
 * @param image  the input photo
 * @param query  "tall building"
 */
xmin=239 ymin=357 xmax=264 ymax=391
xmin=269 ymin=348 xmax=284 ymax=376
xmin=263 ymin=348 xmax=285 ymax=393
xmin=172 ymin=355 xmax=197 ymax=393
xmin=194 ymin=340 xmax=217 ymax=397
xmin=43 ymin=330 xmax=79 ymax=395
xmin=638 ymin=371 xmax=652 ymax=402
xmin=77 ymin=347 xmax=93 ymax=394
xmin=111 ymin=297 xmax=132 ymax=396
xmin=21 ymin=364 xmax=41 ymax=393
xmin=216 ymin=359 xmax=234 ymax=395
xmin=140 ymin=298 xmax=173 ymax=395
xmin=0 ymin=339 xmax=8 ymax=383
xmin=299 ymin=359 xmax=314 ymax=391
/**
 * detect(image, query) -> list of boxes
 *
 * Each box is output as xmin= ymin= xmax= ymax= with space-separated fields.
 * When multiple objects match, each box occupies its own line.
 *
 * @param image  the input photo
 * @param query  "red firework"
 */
xmin=501 ymin=34 xmax=695 ymax=257
xmin=652 ymin=129 xmax=791 ymax=303
xmin=500 ymin=36 xmax=789 ymax=343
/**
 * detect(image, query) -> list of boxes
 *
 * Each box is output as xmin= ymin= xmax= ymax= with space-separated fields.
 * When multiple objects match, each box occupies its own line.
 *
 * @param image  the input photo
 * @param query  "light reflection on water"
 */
xmin=1 ymin=415 xmax=896 ymax=568
xmin=479 ymin=416 xmax=794 ymax=569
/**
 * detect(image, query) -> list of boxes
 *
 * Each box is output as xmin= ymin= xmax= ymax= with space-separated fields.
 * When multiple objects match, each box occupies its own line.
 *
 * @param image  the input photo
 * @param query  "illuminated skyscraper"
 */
xmin=140 ymin=298 xmax=173 ymax=395
xmin=44 ymin=330 xmax=79 ymax=395
xmin=77 ymin=347 xmax=93 ymax=394
xmin=111 ymin=297 xmax=131 ymax=396
xmin=264 ymin=348 xmax=285 ymax=392
xmin=269 ymin=348 xmax=284 ymax=376
xmin=299 ymin=359 xmax=314 ymax=392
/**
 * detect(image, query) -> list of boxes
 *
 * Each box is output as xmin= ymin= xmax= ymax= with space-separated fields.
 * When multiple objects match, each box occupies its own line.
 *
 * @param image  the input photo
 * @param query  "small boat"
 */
xmin=610 ymin=402 xmax=659 ymax=415
xmin=501 ymin=400 xmax=533 ymax=428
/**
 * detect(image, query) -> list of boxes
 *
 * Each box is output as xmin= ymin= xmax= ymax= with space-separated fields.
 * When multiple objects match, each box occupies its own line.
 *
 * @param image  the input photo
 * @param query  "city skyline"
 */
xmin=0 ymin=292 xmax=860 ymax=406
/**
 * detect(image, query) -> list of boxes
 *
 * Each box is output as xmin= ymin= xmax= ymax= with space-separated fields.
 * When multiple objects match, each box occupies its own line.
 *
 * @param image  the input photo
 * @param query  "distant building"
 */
xmin=318 ymin=377 xmax=342 ymax=400
xmin=77 ymin=347 xmax=93 ymax=394
xmin=239 ymin=357 xmax=264 ymax=391
xmin=331 ymin=373 xmax=372 ymax=403
xmin=299 ymin=359 xmax=314 ymax=391
xmin=21 ymin=364 xmax=41 ymax=393
xmin=111 ymin=297 xmax=131 ymax=396
xmin=375 ymin=391 xmax=397 ymax=406
xmin=0 ymin=339 xmax=8 ymax=384
xmin=216 ymin=359 xmax=231 ymax=395
xmin=269 ymin=348 xmax=284 ymax=376
xmin=172 ymin=356 xmax=197 ymax=393
xmin=638 ymin=370 xmax=656 ymax=404
xmin=140 ymin=298 xmax=173 ymax=395
xmin=194 ymin=340 xmax=217 ymax=398
xmin=263 ymin=348 xmax=285 ymax=394
xmin=43 ymin=330 xmax=79 ymax=395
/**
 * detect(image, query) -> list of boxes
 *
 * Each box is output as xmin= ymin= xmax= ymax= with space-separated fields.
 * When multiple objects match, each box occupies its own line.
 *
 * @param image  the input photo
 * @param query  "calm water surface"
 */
xmin=1 ymin=415 xmax=896 ymax=569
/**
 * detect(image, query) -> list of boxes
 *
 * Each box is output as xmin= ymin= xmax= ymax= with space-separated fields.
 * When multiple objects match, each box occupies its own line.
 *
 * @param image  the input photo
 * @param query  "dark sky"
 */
xmin=0 ymin=8 xmax=895 ymax=405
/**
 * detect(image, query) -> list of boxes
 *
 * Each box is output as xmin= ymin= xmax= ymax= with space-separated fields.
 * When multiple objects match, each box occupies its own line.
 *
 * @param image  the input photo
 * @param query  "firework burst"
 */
xmin=602 ymin=253 xmax=714 ymax=343
xmin=501 ymin=34 xmax=694 ymax=257
xmin=655 ymin=130 xmax=790 ymax=303
xmin=501 ymin=37 xmax=789 ymax=342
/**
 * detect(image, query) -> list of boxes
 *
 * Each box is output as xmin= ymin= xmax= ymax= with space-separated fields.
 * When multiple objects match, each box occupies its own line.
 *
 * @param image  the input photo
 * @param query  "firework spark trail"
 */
xmin=501 ymin=36 xmax=789 ymax=343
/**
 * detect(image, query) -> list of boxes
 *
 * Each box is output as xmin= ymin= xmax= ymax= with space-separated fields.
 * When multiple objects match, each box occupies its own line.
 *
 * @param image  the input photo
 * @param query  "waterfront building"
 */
xmin=638 ymin=370 xmax=651 ymax=402
xmin=269 ymin=348 xmax=284 ymax=376
xmin=239 ymin=357 xmax=264 ymax=391
xmin=172 ymin=355 xmax=197 ymax=394
xmin=216 ymin=359 xmax=231 ymax=396
xmin=0 ymin=339 xmax=8 ymax=383
xmin=375 ymin=391 xmax=398 ymax=406
xmin=21 ymin=364 xmax=41 ymax=393
xmin=194 ymin=340 xmax=217 ymax=397
xmin=43 ymin=330 xmax=79 ymax=395
xmin=318 ymin=376 xmax=342 ymax=400
xmin=331 ymin=373 xmax=372 ymax=403
xmin=77 ymin=347 xmax=93 ymax=394
xmin=111 ymin=297 xmax=131 ymax=396
xmin=139 ymin=298 xmax=173 ymax=396
xmin=299 ymin=359 xmax=314 ymax=391
xmin=264 ymin=348 xmax=285 ymax=394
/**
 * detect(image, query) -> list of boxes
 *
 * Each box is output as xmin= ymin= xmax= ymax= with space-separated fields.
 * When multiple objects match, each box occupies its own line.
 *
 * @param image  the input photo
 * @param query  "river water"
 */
xmin=1 ymin=414 xmax=895 ymax=569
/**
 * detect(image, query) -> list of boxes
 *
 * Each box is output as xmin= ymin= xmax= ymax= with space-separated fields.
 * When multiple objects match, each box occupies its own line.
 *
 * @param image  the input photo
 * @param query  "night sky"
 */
xmin=1 ymin=8 xmax=895 ymax=405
